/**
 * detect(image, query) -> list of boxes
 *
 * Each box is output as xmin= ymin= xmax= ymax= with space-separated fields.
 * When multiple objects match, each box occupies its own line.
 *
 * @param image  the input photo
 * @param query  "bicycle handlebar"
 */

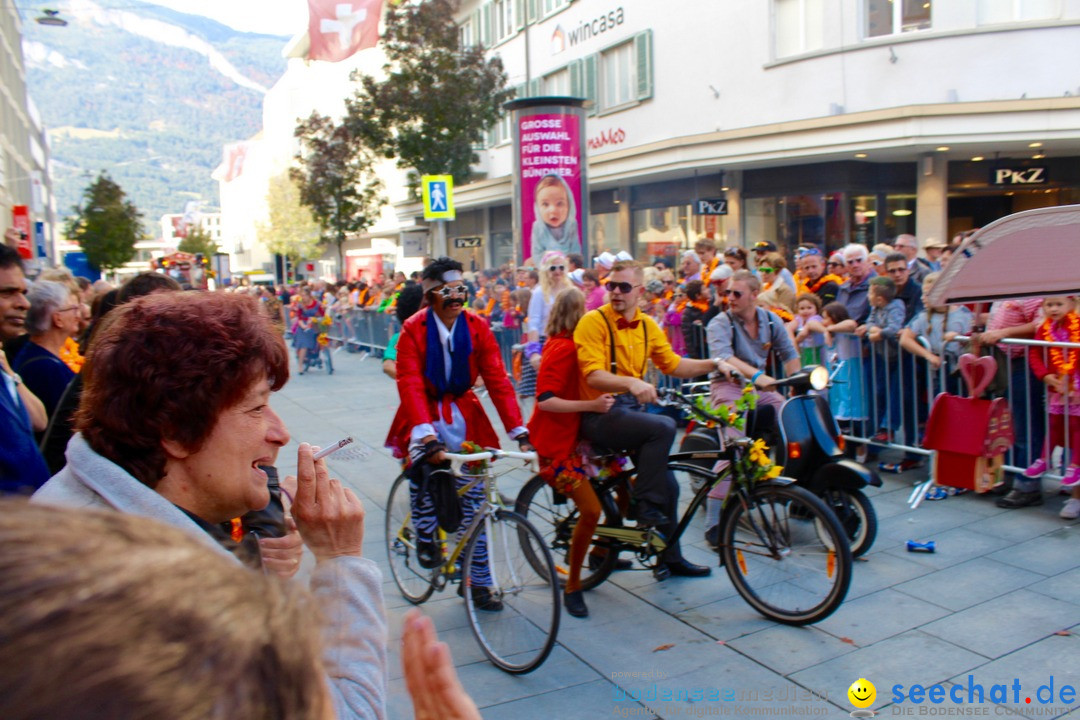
xmin=444 ymin=448 xmax=540 ymax=473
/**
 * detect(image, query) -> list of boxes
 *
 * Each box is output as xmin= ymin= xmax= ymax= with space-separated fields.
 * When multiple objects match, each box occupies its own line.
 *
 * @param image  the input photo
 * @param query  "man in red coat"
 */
xmin=385 ymin=257 xmax=531 ymax=610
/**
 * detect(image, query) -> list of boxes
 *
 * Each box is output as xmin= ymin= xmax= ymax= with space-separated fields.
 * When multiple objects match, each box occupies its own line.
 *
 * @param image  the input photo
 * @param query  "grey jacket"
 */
xmin=33 ymin=434 xmax=388 ymax=720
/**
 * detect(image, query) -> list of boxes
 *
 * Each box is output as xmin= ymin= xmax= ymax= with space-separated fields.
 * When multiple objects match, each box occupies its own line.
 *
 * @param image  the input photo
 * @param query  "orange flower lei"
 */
xmin=60 ymin=336 xmax=84 ymax=374
xmin=1039 ymin=313 xmax=1080 ymax=376
xmin=688 ymin=298 xmax=710 ymax=313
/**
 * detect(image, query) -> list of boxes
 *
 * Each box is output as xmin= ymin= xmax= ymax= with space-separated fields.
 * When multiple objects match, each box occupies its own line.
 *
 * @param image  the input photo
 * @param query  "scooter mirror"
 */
xmin=808 ymin=365 xmax=829 ymax=391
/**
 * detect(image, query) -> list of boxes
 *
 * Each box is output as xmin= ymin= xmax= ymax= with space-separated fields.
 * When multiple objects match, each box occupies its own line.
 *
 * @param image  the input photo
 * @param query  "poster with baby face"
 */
xmin=519 ymin=113 xmax=583 ymax=263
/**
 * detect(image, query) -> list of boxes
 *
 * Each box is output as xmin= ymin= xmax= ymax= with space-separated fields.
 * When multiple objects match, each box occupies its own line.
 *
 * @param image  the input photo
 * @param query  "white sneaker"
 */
xmin=1060 ymin=498 xmax=1080 ymax=520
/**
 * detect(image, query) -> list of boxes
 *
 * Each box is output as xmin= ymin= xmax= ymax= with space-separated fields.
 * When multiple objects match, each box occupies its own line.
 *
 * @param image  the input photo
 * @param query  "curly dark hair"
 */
xmin=77 ymin=292 xmax=289 ymax=487
xmin=421 ymin=256 xmax=464 ymax=284
xmin=396 ymin=284 xmax=425 ymax=324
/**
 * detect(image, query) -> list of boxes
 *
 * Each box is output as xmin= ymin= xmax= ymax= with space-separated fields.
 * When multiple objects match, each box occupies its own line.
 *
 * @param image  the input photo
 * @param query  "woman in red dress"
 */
xmin=527 ymin=288 xmax=614 ymax=618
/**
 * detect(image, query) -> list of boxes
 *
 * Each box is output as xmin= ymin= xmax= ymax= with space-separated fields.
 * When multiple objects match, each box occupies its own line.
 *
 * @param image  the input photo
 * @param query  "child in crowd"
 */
xmin=821 ymin=302 xmax=867 ymax=436
xmin=858 ymin=276 xmax=905 ymax=442
xmin=530 ymin=174 xmax=581 ymax=259
xmin=791 ymin=292 xmax=826 ymax=365
xmin=527 ymin=288 xmax=615 ymax=618
xmin=1025 ymin=295 xmax=1080 ymax=517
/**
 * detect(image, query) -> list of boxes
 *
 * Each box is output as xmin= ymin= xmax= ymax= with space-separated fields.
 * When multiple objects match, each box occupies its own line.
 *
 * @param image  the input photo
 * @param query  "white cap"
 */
xmin=709 ymin=264 xmax=733 ymax=283
xmin=615 ymin=250 xmax=634 ymax=262
xmin=569 ymin=268 xmax=585 ymax=286
xmin=595 ymin=251 xmax=617 ymax=269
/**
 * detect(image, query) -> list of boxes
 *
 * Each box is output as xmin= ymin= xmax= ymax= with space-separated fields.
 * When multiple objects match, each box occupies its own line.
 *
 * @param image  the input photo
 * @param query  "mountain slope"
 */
xmin=22 ymin=0 xmax=290 ymax=233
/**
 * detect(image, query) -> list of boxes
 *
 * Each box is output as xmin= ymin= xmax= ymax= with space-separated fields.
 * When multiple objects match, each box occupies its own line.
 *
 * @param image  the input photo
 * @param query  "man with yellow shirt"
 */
xmin=573 ymin=261 xmax=734 ymax=580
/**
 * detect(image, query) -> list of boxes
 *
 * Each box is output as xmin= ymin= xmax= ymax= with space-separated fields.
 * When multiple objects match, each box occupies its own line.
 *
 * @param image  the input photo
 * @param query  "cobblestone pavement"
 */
xmin=274 ymin=347 xmax=1080 ymax=720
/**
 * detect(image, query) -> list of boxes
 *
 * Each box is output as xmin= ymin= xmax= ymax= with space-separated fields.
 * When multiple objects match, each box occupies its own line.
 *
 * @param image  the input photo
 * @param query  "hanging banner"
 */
xmin=11 ymin=205 xmax=32 ymax=260
xmin=508 ymin=97 xmax=588 ymax=264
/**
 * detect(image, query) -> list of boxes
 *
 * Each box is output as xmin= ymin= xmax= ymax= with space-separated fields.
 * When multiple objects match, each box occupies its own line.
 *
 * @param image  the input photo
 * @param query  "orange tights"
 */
xmin=564 ymin=482 xmax=602 ymax=594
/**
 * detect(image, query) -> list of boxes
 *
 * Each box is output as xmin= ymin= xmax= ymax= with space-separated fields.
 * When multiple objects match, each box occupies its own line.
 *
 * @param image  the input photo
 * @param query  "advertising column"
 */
xmin=507 ymin=97 xmax=588 ymax=265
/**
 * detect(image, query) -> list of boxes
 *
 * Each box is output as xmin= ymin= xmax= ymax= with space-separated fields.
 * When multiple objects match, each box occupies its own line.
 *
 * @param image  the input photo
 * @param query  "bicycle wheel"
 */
xmin=720 ymin=482 xmax=851 ymax=625
xmin=820 ymin=487 xmax=877 ymax=558
xmin=463 ymin=509 xmax=561 ymax=674
xmin=385 ymin=472 xmax=436 ymax=604
xmin=515 ymin=474 xmax=620 ymax=592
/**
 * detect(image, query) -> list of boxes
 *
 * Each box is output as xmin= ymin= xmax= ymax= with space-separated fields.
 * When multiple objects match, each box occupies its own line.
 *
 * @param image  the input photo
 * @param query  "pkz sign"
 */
xmin=693 ymin=198 xmax=728 ymax=216
xmin=453 ymin=236 xmax=483 ymax=249
xmin=991 ymin=167 xmax=1048 ymax=186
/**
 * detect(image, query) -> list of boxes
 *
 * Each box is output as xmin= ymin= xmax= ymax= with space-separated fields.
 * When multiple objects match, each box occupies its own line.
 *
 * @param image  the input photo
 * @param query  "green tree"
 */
xmin=177 ymin=224 xmax=219 ymax=257
xmin=256 ymin=171 xmax=323 ymax=269
xmin=66 ymin=172 xmax=142 ymax=274
xmin=292 ymin=113 xmax=385 ymax=273
xmin=343 ymin=0 xmax=512 ymax=197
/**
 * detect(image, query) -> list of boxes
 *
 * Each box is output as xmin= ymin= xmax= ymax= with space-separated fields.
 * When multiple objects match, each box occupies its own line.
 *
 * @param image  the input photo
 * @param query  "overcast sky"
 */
xmin=142 ymin=0 xmax=308 ymax=36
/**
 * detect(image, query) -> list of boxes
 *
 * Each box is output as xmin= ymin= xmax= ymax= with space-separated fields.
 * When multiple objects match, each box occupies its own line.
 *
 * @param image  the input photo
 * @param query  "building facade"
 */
xmin=387 ymin=0 xmax=1080 ymax=269
xmin=1 ymin=5 xmax=56 ymax=268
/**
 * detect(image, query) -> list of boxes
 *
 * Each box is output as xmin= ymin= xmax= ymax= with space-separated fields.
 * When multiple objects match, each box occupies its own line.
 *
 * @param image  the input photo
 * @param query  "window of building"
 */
xmin=976 ymin=0 xmax=1061 ymax=24
xmin=543 ymin=67 xmax=570 ymax=96
xmin=540 ymin=0 xmax=571 ymax=19
xmin=774 ymin=0 xmax=826 ymax=57
xmin=865 ymin=0 xmax=931 ymax=37
xmin=630 ymin=206 xmax=729 ymax=268
xmin=459 ymin=16 xmax=475 ymax=48
xmin=491 ymin=0 xmax=516 ymax=43
xmin=600 ymin=41 xmax=636 ymax=111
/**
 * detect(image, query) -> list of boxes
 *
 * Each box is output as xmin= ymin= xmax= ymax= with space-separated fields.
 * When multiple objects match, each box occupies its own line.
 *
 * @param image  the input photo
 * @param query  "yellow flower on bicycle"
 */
xmin=748 ymin=439 xmax=769 ymax=465
xmin=765 ymin=465 xmax=783 ymax=480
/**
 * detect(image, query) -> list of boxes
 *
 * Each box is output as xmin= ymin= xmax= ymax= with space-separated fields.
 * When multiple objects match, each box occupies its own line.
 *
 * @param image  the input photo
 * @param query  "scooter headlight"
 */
xmin=808 ymin=365 xmax=829 ymax=391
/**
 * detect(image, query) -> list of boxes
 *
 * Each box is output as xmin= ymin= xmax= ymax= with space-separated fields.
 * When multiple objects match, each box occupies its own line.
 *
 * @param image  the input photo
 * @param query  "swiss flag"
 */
xmin=307 ymin=0 xmax=383 ymax=63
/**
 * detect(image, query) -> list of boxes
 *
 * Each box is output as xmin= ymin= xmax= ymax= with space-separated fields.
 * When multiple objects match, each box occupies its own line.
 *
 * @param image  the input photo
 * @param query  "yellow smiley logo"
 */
xmin=848 ymin=678 xmax=876 ymax=709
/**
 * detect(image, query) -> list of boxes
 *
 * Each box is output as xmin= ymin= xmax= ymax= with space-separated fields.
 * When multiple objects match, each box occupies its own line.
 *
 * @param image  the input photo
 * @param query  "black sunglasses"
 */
xmin=548 ymin=265 xmax=565 ymax=272
xmin=828 ymin=261 xmax=844 ymax=267
xmin=607 ymin=281 xmax=639 ymax=294
xmin=723 ymin=289 xmax=744 ymax=299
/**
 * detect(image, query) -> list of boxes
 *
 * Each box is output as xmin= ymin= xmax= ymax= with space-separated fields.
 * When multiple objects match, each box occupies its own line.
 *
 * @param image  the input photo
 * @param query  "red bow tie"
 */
xmin=616 ymin=317 xmax=641 ymax=330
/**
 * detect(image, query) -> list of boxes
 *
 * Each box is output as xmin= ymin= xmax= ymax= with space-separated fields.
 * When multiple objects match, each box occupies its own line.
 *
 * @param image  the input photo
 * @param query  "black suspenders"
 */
xmin=600 ymin=311 xmax=649 ymax=377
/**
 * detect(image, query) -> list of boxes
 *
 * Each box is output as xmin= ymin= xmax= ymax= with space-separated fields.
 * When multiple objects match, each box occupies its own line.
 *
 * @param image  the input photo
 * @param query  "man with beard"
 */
xmin=0 ymin=243 xmax=49 ymax=491
xmin=385 ymin=257 xmax=531 ymax=610
xmin=573 ymin=261 xmax=733 ymax=580
xmin=799 ymin=248 xmax=842 ymax=304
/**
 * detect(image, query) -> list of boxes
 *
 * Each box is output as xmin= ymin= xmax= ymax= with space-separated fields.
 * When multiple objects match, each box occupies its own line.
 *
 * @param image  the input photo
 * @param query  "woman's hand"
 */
xmin=591 ymin=394 xmax=616 ymax=413
xmin=258 ymin=517 xmax=303 ymax=578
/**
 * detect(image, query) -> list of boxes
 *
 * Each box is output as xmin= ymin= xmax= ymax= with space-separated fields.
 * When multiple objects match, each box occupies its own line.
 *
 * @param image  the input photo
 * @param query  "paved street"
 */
xmin=274 ymin=349 xmax=1080 ymax=720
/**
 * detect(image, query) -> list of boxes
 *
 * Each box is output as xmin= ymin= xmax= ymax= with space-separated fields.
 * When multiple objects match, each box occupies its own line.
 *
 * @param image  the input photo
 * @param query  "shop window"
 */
xmin=590 ymin=212 xmax=626 ymax=260
xmin=629 ymin=205 xmax=726 ymax=270
xmin=851 ymin=195 xmax=879 ymax=245
xmin=865 ymin=0 xmax=931 ymax=38
xmin=774 ymin=0 xmax=826 ymax=57
xmin=744 ymin=194 xmax=847 ymax=257
xmin=883 ymin=195 xmax=917 ymax=237
xmin=976 ymin=0 xmax=1061 ymax=25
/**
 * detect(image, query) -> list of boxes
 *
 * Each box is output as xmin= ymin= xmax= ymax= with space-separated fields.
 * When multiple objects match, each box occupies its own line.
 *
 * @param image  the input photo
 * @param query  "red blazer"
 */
xmin=385 ymin=310 xmax=523 ymax=458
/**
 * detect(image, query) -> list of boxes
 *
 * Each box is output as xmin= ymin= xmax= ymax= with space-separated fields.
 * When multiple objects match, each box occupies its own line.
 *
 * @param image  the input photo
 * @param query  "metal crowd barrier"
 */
xmin=675 ymin=321 xmax=1076 ymax=486
xmin=326 ymin=306 xmax=397 ymax=357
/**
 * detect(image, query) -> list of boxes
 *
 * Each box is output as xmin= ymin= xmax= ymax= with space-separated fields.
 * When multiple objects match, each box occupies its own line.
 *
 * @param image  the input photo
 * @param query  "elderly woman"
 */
xmin=13 ymin=280 xmax=80 ymax=420
xmin=32 ymin=291 xmax=388 ymax=720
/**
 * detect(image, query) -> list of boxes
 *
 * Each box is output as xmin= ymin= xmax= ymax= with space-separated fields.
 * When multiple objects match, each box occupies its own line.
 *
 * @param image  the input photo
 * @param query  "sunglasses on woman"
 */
xmin=759 ymin=267 xmax=775 ymax=274
xmin=548 ymin=265 xmax=565 ymax=272
xmin=607 ymin=281 xmax=639 ymax=294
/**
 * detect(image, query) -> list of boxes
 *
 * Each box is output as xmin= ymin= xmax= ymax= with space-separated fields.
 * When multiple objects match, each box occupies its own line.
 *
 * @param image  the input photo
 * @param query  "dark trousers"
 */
xmin=580 ymin=401 xmax=683 ymax=561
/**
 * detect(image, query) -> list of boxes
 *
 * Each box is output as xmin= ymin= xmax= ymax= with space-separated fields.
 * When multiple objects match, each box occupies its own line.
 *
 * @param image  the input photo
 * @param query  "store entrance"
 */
xmin=948 ymin=188 xmax=1080 ymax=237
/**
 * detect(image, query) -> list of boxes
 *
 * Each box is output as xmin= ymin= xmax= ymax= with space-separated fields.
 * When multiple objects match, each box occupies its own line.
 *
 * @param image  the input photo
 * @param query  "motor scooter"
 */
xmin=678 ymin=365 xmax=880 ymax=557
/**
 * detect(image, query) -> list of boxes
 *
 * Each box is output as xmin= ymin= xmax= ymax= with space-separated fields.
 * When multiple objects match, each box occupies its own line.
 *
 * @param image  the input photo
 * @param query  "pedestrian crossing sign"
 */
xmin=422 ymin=175 xmax=455 ymax=220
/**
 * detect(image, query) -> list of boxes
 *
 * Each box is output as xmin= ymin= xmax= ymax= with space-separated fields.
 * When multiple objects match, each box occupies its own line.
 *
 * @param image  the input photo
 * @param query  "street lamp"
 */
xmin=36 ymin=9 xmax=68 ymax=27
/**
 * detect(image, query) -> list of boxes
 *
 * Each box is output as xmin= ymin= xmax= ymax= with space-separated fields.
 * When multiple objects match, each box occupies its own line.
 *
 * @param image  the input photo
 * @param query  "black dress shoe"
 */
xmin=563 ymin=590 xmax=588 ymax=618
xmin=655 ymin=560 xmax=712 ymax=581
xmin=996 ymin=489 xmax=1043 ymax=509
xmin=632 ymin=500 xmax=669 ymax=528
xmin=416 ymin=540 xmax=443 ymax=569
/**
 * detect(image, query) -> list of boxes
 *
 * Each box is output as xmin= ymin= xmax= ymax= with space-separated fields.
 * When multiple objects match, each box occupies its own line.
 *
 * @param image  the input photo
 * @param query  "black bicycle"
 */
xmin=515 ymin=388 xmax=853 ymax=625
